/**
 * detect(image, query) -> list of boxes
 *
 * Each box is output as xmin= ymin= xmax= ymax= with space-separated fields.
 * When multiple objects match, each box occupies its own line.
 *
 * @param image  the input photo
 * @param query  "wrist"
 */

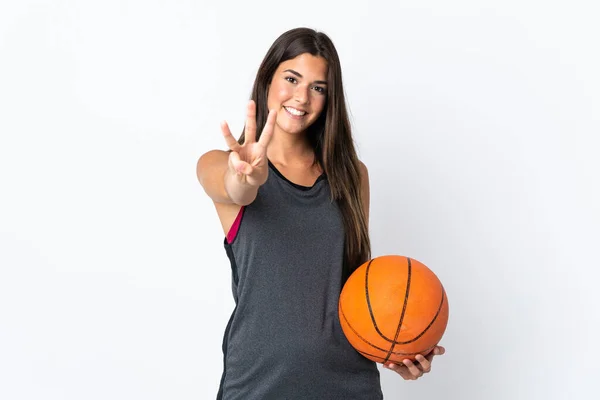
xmin=224 ymin=168 xmax=259 ymax=205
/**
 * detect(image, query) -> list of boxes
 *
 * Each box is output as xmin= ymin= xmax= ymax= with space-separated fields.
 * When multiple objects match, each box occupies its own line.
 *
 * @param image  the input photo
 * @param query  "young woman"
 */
xmin=197 ymin=27 xmax=444 ymax=399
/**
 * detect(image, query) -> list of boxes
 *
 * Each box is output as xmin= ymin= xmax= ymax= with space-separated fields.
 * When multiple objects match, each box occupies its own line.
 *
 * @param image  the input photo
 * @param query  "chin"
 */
xmin=277 ymin=120 xmax=310 ymax=135
xmin=279 ymin=126 xmax=305 ymax=135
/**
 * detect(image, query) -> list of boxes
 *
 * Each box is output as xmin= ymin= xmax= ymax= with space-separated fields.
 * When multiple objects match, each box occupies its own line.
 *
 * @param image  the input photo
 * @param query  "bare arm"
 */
xmin=196 ymin=150 xmax=260 ymax=205
xmin=359 ymin=160 xmax=370 ymax=227
xmin=196 ymin=101 xmax=276 ymax=206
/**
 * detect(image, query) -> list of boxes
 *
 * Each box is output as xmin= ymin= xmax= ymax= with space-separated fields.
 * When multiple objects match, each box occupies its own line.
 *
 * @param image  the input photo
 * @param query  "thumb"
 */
xmin=229 ymin=151 xmax=253 ymax=175
xmin=425 ymin=345 xmax=445 ymax=362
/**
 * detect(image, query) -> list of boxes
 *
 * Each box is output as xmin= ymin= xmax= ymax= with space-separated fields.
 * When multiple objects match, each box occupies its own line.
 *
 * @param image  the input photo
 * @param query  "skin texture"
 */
xmin=267 ymin=54 xmax=328 ymax=138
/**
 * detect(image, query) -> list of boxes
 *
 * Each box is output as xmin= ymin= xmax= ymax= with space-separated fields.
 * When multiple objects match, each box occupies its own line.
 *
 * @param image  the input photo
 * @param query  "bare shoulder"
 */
xmin=196 ymin=149 xmax=235 ymax=205
xmin=358 ymin=160 xmax=369 ymax=183
xmin=196 ymin=149 xmax=241 ymax=234
xmin=196 ymin=149 xmax=229 ymax=185
xmin=358 ymin=159 xmax=370 ymax=223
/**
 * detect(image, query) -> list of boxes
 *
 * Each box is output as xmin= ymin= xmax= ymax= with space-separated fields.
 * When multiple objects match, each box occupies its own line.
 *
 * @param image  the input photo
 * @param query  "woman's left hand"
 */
xmin=383 ymin=345 xmax=445 ymax=380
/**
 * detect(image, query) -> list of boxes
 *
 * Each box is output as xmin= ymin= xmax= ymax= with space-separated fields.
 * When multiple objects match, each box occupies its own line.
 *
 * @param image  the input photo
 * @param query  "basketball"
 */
xmin=338 ymin=255 xmax=449 ymax=364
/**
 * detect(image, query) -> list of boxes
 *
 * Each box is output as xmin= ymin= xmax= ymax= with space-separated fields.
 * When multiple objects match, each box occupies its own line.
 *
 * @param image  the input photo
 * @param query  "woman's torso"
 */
xmin=216 ymin=161 xmax=382 ymax=400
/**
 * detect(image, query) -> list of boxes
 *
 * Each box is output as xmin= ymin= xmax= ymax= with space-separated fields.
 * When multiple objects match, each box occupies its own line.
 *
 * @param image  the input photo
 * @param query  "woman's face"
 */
xmin=267 ymin=53 xmax=328 ymax=136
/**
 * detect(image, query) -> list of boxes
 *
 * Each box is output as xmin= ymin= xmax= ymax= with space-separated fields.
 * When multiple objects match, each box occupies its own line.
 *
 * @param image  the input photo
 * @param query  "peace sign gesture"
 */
xmin=221 ymin=100 xmax=277 ymax=188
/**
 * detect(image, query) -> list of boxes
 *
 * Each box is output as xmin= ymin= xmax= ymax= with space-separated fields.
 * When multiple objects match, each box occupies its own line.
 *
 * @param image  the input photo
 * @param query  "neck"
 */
xmin=266 ymin=129 xmax=314 ymax=166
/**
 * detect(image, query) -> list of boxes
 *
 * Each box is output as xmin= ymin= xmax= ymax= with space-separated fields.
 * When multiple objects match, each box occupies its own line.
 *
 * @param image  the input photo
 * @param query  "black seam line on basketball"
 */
xmin=366 ymin=258 xmax=416 ymax=344
xmin=365 ymin=259 xmax=385 ymax=338
xmin=357 ymin=347 xmax=427 ymax=358
xmin=341 ymin=303 xmax=434 ymax=356
xmin=400 ymin=287 xmax=446 ymax=344
xmin=364 ymin=258 xmax=447 ymax=346
xmin=366 ymin=257 xmax=406 ymax=343
xmin=339 ymin=301 xmax=392 ymax=353
xmin=385 ymin=287 xmax=446 ymax=345
xmin=384 ymin=257 xmax=412 ymax=364
xmin=356 ymin=348 xmax=428 ymax=363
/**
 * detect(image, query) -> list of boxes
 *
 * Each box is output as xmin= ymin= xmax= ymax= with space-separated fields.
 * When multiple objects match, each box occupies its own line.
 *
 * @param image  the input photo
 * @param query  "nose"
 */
xmin=294 ymin=84 xmax=310 ymax=105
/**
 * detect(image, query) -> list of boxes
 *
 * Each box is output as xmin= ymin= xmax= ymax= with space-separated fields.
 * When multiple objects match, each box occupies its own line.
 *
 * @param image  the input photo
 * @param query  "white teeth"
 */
xmin=284 ymin=106 xmax=306 ymax=116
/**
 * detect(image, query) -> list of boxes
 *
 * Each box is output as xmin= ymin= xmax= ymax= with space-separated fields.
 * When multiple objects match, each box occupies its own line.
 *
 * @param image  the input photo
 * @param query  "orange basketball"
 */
xmin=338 ymin=255 xmax=449 ymax=364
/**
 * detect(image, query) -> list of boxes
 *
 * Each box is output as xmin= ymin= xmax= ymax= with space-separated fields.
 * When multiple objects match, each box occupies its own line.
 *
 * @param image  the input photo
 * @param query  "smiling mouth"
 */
xmin=284 ymin=106 xmax=307 ymax=117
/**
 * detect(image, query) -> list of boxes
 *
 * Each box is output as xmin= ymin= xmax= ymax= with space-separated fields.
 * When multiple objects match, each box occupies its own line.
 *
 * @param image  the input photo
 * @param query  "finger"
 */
xmin=415 ymin=354 xmax=431 ymax=373
xmin=229 ymin=151 xmax=253 ymax=175
xmin=244 ymin=100 xmax=257 ymax=143
xmin=221 ymin=121 xmax=240 ymax=151
xmin=251 ymin=155 xmax=265 ymax=167
xmin=384 ymin=363 xmax=403 ymax=375
xmin=386 ymin=363 xmax=417 ymax=381
xmin=426 ymin=345 xmax=445 ymax=362
xmin=402 ymin=359 xmax=423 ymax=378
xmin=257 ymin=109 xmax=277 ymax=147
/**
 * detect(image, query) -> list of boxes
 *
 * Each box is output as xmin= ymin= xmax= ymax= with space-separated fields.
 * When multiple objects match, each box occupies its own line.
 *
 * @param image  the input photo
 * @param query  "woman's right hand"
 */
xmin=221 ymin=100 xmax=277 ymax=188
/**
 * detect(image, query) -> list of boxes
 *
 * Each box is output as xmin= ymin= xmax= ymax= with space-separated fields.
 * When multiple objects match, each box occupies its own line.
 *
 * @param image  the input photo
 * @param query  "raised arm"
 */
xmin=197 ymin=101 xmax=276 ymax=206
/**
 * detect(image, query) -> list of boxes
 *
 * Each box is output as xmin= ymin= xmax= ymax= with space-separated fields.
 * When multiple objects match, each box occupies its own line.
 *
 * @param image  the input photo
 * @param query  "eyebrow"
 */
xmin=283 ymin=69 xmax=328 ymax=85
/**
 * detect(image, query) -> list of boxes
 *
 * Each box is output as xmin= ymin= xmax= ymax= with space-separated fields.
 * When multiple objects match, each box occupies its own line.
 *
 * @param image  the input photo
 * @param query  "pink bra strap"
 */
xmin=226 ymin=206 xmax=245 ymax=244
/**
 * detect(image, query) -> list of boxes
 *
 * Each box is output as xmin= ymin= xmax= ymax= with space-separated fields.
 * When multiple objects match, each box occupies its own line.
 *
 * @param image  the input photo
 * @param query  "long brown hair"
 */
xmin=240 ymin=27 xmax=370 ymax=280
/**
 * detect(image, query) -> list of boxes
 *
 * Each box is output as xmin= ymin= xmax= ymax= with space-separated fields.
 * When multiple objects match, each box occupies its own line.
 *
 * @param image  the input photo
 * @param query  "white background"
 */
xmin=1 ymin=0 xmax=598 ymax=399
